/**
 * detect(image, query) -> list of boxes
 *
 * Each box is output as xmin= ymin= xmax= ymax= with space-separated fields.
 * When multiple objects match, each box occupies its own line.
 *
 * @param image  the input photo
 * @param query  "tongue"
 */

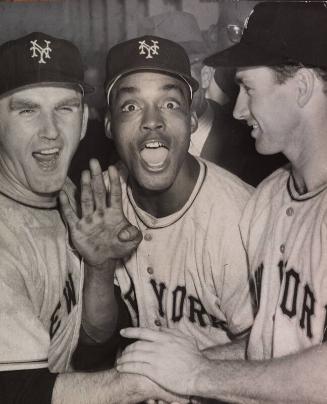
xmin=140 ymin=147 xmax=168 ymax=166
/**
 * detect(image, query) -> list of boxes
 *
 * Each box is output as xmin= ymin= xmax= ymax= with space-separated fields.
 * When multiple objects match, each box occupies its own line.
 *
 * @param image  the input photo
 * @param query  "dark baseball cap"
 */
xmin=0 ymin=32 xmax=93 ymax=97
xmin=105 ymin=35 xmax=199 ymax=102
xmin=204 ymin=2 xmax=327 ymax=68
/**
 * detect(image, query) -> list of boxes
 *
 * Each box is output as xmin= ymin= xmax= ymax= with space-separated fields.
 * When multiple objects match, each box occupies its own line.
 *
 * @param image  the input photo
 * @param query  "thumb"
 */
xmin=118 ymin=225 xmax=142 ymax=243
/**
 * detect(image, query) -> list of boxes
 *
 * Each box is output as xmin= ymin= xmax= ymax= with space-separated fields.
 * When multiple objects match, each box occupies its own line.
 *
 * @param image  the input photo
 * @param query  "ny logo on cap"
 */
xmin=138 ymin=40 xmax=159 ymax=59
xmin=30 ymin=39 xmax=52 ymax=64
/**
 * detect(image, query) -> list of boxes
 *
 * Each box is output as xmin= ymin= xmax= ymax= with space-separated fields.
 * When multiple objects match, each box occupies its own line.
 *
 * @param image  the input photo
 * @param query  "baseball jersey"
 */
xmin=0 ymin=179 xmax=83 ymax=373
xmin=240 ymin=165 xmax=327 ymax=360
xmin=111 ymin=158 xmax=254 ymax=350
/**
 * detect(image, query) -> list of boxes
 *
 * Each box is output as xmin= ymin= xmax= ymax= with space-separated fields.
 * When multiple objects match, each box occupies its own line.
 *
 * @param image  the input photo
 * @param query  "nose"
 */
xmin=141 ymin=105 xmax=164 ymax=132
xmin=233 ymin=90 xmax=249 ymax=121
xmin=38 ymin=111 xmax=59 ymax=140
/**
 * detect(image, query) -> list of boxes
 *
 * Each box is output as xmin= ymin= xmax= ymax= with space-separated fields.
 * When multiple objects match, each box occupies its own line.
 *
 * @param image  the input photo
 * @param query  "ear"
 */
xmin=80 ymin=103 xmax=89 ymax=141
xmin=104 ymin=110 xmax=112 ymax=139
xmin=200 ymin=65 xmax=214 ymax=90
xmin=296 ymin=68 xmax=315 ymax=108
xmin=190 ymin=111 xmax=198 ymax=134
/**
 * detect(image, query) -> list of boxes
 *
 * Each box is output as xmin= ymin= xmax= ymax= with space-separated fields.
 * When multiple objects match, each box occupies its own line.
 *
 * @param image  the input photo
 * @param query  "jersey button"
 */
xmin=154 ymin=319 xmax=161 ymax=327
xmin=286 ymin=207 xmax=294 ymax=216
xmin=144 ymin=233 xmax=152 ymax=241
xmin=280 ymin=244 xmax=285 ymax=253
xmin=147 ymin=266 xmax=154 ymax=275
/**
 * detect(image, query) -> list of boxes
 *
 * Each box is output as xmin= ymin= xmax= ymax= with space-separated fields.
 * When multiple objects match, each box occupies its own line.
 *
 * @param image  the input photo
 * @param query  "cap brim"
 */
xmin=204 ymin=41 xmax=285 ymax=68
xmin=105 ymin=66 xmax=199 ymax=94
xmin=0 ymin=80 xmax=94 ymax=99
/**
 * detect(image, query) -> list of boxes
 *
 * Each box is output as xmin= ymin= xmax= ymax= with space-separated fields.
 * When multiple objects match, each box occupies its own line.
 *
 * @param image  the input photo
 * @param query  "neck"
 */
xmin=130 ymin=154 xmax=200 ymax=218
xmin=0 ymin=158 xmax=58 ymax=208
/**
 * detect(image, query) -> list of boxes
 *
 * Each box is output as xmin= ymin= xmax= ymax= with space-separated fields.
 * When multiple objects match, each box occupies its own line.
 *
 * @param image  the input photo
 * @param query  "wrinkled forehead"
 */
xmin=110 ymin=70 xmax=191 ymax=101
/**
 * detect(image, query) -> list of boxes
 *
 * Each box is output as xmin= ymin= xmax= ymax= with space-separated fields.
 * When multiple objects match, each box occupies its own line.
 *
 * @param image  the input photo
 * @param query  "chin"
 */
xmin=31 ymin=175 xmax=66 ymax=195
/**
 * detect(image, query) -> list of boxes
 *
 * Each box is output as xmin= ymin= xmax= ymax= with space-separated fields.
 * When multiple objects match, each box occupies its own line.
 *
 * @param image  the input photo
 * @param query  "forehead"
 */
xmin=1 ymin=85 xmax=82 ymax=103
xmin=235 ymin=66 xmax=276 ymax=83
xmin=113 ymin=71 xmax=189 ymax=97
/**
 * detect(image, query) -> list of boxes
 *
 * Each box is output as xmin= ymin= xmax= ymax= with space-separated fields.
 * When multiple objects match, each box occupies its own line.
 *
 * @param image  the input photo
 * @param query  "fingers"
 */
xmin=107 ymin=165 xmax=123 ymax=208
xmin=120 ymin=327 xmax=163 ymax=342
xmin=116 ymin=361 xmax=152 ymax=378
xmin=120 ymin=340 xmax=153 ymax=356
xmin=89 ymin=159 xmax=107 ymax=210
xmin=118 ymin=224 xmax=143 ymax=243
xmin=80 ymin=170 xmax=94 ymax=217
xmin=59 ymin=191 xmax=79 ymax=229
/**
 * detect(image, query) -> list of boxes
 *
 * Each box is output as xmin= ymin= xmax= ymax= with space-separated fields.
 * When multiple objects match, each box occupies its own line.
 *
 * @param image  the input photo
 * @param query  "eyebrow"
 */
xmin=9 ymin=99 xmax=39 ymax=111
xmin=55 ymin=97 xmax=82 ymax=108
xmin=115 ymin=86 xmax=139 ymax=99
xmin=161 ymin=83 xmax=187 ymax=100
xmin=115 ymin=82 xmax=187 ymax=100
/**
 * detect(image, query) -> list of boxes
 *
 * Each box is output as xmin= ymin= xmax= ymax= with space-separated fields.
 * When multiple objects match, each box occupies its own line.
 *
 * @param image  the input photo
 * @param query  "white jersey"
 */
xmin=0 ymin=181 xmax=83 ymax=373
xmin=240 ymin=165 xmax=327 ymax=360
xmin=112 ymin=159 xmax=254 ymax=350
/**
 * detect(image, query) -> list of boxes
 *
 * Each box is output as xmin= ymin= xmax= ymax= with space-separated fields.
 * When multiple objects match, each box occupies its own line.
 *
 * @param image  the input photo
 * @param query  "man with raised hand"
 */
xmin=0 ymin=31 xmax=186 ymax=404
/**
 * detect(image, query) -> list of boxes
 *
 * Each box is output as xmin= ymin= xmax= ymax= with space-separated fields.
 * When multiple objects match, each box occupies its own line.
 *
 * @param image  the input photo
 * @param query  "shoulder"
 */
xmin=240 ymin=164 xmax=291 ymax=232
xmin=200 ymin=158 xmax=253 ymax=208
xmin=250 ymin=164 xmax=291 ymax=206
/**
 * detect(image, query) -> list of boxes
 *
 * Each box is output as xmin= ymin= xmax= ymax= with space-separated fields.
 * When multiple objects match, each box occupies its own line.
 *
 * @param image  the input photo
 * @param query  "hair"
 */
xmin=271 ymin=65 xmax=327 ymax=95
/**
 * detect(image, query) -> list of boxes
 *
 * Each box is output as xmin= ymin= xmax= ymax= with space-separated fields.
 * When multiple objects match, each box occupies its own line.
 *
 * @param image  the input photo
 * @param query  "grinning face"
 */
xmin=108 ymin=71 xmax=197 ymax=193
xmin=0 ymin=86 xmax=87 ymax=196
xmin=233 ymin=66 xmax=300 ymax=156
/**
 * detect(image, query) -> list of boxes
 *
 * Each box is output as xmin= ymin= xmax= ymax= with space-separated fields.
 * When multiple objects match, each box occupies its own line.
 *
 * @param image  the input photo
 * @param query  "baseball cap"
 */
xmin=0 ymin=32 xmax=93 ymax=97
xmin=105 ymin=35 xmax=199 ymax=103
xmin=204 ymin=2 xmax=327 ymax=68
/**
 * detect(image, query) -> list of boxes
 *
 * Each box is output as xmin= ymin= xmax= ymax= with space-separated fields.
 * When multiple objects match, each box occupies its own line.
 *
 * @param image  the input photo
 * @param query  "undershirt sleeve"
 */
xmin=0 ymin=368 xmax=57 ymax=404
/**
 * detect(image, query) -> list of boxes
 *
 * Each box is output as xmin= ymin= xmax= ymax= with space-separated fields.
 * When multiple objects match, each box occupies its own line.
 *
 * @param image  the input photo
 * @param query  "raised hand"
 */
xmin=116 ymin=327 xmax=212 ymax=397
xmin=60 ymin=159 xmax=142 ymax=266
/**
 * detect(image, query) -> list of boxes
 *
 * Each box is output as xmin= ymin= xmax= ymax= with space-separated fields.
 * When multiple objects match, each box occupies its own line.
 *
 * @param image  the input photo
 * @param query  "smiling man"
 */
xmin=117 ymin=3 xmax=327 ymax=403
xmin=0 ymin=32 xmax=187 ymax=404
xmin=104 ymin=35 xmax=254 ymax=358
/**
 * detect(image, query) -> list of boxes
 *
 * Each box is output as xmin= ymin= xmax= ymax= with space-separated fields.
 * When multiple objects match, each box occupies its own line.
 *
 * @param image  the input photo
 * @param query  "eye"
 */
xmin=121 ymin=103 xmax=140 ymax=113
xmin=242 ymin=84 xmax=253 ymax=95
xmin=19 ymin=109 xmax=35 ymax=115
xmin=162 ymin=100 xmax=180 ymax=110
xmin=57 ymin=105 xmax=79 ymax=114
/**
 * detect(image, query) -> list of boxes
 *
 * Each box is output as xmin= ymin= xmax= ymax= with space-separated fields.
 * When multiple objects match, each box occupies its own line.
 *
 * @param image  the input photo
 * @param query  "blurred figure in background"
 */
xmin=69 ymin=52 xmax=119 ymax=186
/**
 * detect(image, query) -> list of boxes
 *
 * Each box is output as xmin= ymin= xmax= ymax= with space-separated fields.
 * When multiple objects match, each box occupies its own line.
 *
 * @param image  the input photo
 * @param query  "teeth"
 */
xmin=252 ymin=123 xmax=258 ymax=129
xmin=37 ymin=148 xmax=59 ymax=155
xmin=145 ymin=141 xmax=165 ymax=149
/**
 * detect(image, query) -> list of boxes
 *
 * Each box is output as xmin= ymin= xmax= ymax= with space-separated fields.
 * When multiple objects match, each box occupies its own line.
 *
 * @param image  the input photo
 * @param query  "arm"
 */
xmin=60 ymin=159 xmax=142 ymax=346
xmin=202 ymin=334 xmax=248 ymax=360
xmin=0 ymin=369 xmax=57 ymax=404
xmin=117 ymin=327 xmax=327 ymax=404
xmin=53 ymin=369 xmax=188 ymax=404
xmin=0 ymin=367 xmax=188 ymax=404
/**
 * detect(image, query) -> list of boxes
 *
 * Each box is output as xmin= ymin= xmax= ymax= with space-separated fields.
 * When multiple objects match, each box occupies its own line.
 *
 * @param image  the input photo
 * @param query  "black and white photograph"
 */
xmin=0 ymin=1 xmax=326 ymax=403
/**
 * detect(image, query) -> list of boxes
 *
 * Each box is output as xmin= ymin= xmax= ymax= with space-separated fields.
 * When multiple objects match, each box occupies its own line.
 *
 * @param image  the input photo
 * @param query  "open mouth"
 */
xmin=32 ymin=147 xmax=61 ymax=170
xmin=140 ymin=140 xmax=169 ymax=169
xmin=248 ymin=121 xmax=259 ymax=138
